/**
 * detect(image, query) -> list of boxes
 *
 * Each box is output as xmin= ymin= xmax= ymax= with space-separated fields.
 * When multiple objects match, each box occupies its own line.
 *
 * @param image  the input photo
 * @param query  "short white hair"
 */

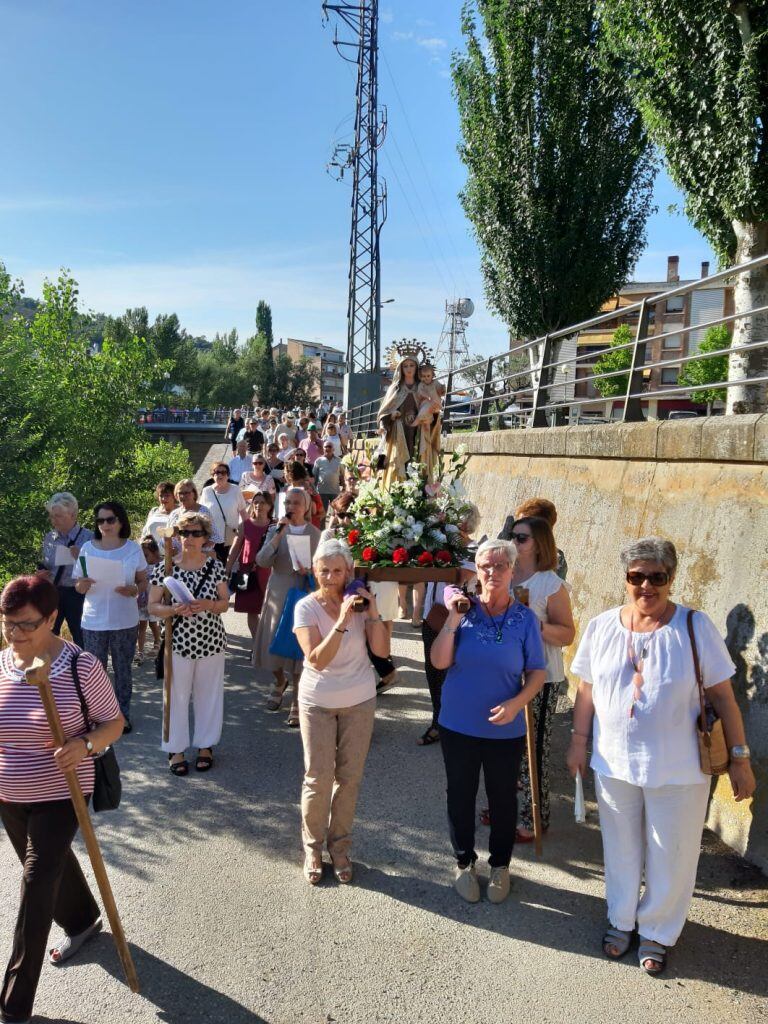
xmin=475 ymin=539 xmax=514 ymax=566
xmin=313 ymin=539 xmax=354 ymax=571
xmin=45 ymin=492 xmax=79 ymax=516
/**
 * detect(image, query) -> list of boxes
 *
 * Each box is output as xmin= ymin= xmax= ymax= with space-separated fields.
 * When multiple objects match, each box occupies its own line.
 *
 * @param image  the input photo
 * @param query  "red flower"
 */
xmin=347 ymin=529 xmax=361 ymax=545
xmin=417 ymin=551 xmax=434 ymax=566
xmin=434 ymin=549 xmax=452 ymax=565
xmin=392 ymin=547 xmax=409 ymax=565
xmin=361 ymin=546 xmax=379 ymax=562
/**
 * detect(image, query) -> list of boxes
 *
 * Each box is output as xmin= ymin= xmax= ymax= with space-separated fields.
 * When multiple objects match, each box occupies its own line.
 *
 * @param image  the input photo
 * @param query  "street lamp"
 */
xmin=163 ymin=371 xmax=170 ymax=422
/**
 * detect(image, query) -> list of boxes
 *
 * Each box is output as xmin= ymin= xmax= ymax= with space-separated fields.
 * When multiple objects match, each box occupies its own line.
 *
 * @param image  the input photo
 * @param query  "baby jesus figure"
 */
xmin=412 ymin=363 xmax=445 ymax=427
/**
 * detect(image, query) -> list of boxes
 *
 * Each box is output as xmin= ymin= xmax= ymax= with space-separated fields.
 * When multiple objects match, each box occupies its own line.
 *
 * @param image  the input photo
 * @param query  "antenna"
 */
xmin=323 ymin=1 xmax=388 ymax=408
xmin=434 ymin=298 xmax=473 ymax=375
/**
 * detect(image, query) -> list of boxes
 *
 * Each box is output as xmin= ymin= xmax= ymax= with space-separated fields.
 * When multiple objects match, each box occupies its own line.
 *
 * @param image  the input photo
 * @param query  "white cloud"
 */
xmin=391 ymin=30 xmax=413 ymax=42
xmin=381 ymin=6 xmax=394 ymax=23
xmin=415 ymin=18 xmax=434 ymax=28
xmin=417 ymin=37 xmax=447 ymax=52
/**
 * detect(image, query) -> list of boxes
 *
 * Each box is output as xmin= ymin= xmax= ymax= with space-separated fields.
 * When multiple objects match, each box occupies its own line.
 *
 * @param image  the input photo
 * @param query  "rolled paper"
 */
xmin=575 ymin=770 xmax=586 ymax=823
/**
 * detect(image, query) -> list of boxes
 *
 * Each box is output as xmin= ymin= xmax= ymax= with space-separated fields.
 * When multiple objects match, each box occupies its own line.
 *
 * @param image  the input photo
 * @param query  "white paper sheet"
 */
xmin=275 ymin=492 xmax=286 ymax=520
xmin=54 ymin=545 xmax=75 ymax=567
xmin=85 ymin=555 xmax=128 ymax=589
xmin=287 ymin=534 xmax=312 ymax=573
xmin=163 ymin=576 xmax=196 ymax=604
xmin=575 ymin=770 xmax=586 ymax=823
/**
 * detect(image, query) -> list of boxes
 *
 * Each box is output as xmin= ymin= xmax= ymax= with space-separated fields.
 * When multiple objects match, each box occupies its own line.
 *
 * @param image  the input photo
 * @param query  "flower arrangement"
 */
xmin=338 ymin=461 xmax=472 ymax=568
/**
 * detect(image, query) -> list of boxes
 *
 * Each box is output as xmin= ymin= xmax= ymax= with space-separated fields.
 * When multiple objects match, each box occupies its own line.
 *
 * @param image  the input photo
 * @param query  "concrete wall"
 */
xmin=443 ymin=415 xmax=768 ymax=872
xmin=141 ymin=424 xmax=230 ymax=471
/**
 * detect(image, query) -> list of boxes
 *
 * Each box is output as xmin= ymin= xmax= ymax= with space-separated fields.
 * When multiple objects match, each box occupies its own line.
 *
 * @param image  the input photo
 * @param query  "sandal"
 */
xmin=286 ymin=704 xmax=300 ymax=728
xmin=416 ymin=727 xmax=440 ymax=746
xmin=603 ymin=926 xmax=633 ymax=960
xmin=638 ymin=937 xmax=667 ymax=975
xmin=49 ymin=916 xmax=102 ymax=965
xmin=303 ymin=855 xmax=324 ymax=885
xmin=196 ymin=748 xmax=214 ymax=772
xmin=266 ymin=680 xmax=287 ymax=712
xmin=168 ymin=754 xmax=189 ymax=776
xmin=332 ymin=857 xmax=354 ymax=884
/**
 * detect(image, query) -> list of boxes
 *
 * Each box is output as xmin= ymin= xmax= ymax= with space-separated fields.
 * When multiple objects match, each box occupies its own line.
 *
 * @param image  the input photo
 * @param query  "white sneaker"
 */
xmin=454 ymin=863 xmax=480 ymax=903
xmin=487 ymin=866 xmax=511 ymax=904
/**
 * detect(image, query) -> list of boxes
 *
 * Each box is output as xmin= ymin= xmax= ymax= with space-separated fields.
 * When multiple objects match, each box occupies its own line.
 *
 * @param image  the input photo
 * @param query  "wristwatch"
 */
xmin=82 ymin=737 xmax=95 ymax=757
xmin=730 ymin=745 xmax=751 ymax=760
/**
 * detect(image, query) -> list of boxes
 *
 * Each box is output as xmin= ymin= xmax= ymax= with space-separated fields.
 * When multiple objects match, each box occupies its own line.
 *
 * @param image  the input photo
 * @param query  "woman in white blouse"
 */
xmin=141 ymin=482 xmax=178 ymax=545
xmin=567 ymin=537 xmax=755 ymax=975
xmin=293 ymin=540 xmax=389 ymax=885
xmin=201 ymin=461 xmax=247 ymax=563
xmin=508 ymin=515 xmax=574 ymax=840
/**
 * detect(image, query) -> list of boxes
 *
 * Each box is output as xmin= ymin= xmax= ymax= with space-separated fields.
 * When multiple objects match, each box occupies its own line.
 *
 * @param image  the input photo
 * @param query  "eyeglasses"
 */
xmin=178 ymin=529 xmax=207 ymax=538
xmin=477 ymin=562 xmax=510 ymax=575
xmin=2 ymin=615 xmax=46 ymax=635
xmin=213 ymin=470 xmax=228 ymax=476
xmin=96 ymin=515 xmax=118 ymax=525
xmin=626 ymin=571 xmax=670 ymax=587
xmin=510 ymin=532 xmax=532 ymax=544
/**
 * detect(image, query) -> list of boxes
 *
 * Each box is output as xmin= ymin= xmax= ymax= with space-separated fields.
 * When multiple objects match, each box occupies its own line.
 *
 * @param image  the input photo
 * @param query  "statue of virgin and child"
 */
xmin=376 ymin=348 xmax=444 ymax=488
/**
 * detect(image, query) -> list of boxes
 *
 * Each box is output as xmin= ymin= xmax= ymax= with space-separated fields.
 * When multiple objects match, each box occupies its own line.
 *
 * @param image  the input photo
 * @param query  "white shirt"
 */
xmin=200 ymin=485 xmax=247 ymax=538
xmin=570 ymin=604 xmax=735 ymax=787
xmin=73 ymin=540 xmax=148 ymax=631
xmin=512 ymin=570 xmax=567 ymax=682
xmin=142 ymin=507 xmax=173 ymax=546
xmin=228 ymin=455 xmax=251 ymax=483
xmin=294 ymin=594 xmax=376 ymax=708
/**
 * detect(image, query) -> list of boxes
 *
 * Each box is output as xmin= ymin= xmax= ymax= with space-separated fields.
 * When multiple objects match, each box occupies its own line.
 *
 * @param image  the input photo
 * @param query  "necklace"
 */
xmin=480 ymin=598 xmax=512 ymax=644
xmin=626 ymin=604 xmax=669 ymax=718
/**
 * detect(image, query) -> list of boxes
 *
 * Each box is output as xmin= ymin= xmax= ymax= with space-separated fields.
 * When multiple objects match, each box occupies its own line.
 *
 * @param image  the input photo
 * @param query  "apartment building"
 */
xmin=274 ymin=338 xmax=346 ymax=406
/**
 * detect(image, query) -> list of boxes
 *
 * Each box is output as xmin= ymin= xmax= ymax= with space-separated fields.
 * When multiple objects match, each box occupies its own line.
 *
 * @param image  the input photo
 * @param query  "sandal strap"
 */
xmin=638 ymin=938 xmax=667 ymax=962
xmin=603 ymin=927 xmax=632 ymax=955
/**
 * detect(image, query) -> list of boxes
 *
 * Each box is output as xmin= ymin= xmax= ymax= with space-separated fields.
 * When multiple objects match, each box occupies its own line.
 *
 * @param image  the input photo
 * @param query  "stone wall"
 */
xmin=443 ymin=415 xmax=768 ymax=872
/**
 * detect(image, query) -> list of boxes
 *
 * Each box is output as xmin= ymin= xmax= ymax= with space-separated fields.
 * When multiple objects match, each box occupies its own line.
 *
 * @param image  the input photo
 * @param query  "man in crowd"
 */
xmin=299 ymin=423 xmax=323 ymax=467
xmin=228 ymin=439 xmax=252 ymax=484
xmin=238 ymin=416 xmax=265 ymax=454
xmin=313 ymin=441 xmax=344 ymax=511
xmin=38 ymin=492 xmax=93 ymax=647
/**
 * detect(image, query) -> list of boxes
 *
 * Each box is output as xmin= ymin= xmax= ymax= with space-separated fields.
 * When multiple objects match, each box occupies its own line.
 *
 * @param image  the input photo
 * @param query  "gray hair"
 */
xmin=313 ymin=538 xmax=354 ymax=571
xmin=620 ymin=537 xmax=678 ymax=577
xmin=45 ymin=491 xmax=79 ymax=515
xmin=475 ymin=538 xmax=515 ymax=567
xmin=459 ymin=501 xmax=480 ymax=535
xmin=284 ymin=486 xmax=312 ymax=512
xmin=175 ymin=509 xmax=214 ymax=537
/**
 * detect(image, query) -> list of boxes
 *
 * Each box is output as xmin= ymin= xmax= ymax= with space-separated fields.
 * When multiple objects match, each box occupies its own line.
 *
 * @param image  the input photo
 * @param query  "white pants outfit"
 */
xmin=161 ymin=651 xmax=225 ymax=753
xmin=595 ymin=773 xmax=710 ymax=946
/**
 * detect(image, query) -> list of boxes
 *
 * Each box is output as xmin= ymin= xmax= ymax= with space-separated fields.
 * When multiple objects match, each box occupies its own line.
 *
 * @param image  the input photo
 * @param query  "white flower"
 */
xmin=454 ymin=443 xmax=467 ymax=456
xmin=411 ymin=522 xmax=424 ymax=538
xmin=405 ymin=515 xmax=415 ymax=526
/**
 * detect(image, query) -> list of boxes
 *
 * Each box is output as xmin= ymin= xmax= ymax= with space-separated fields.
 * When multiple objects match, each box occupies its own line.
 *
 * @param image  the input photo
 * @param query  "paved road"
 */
xmin=1 ymin=610 xmax=766 ymax=1024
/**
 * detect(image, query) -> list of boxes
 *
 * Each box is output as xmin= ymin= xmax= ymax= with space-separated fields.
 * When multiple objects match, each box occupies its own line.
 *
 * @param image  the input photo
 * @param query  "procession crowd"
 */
xmin=0 ymin=400 xmax=757 ymax=1023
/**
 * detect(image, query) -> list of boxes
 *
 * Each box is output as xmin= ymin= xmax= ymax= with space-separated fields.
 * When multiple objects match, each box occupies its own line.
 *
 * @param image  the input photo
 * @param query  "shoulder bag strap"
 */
xmin=191 ymin=557 xmax=217 ymax=598
xmin=70 ymin=651 xmax=93 ymax=731
xmin=686 ymin=609 xmax=707 ymax=732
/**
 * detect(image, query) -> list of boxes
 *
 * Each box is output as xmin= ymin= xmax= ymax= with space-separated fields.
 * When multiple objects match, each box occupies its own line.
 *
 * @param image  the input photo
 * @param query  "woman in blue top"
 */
xmin=431 ymin=539 xmax=546 ymax=905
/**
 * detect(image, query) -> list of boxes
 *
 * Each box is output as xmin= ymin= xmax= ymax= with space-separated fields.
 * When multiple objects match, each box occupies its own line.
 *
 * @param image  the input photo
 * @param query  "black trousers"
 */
xmin=367 ymin=642 xmax=395 ymax=680
xmin=421 ymin=621 xmax=447 ymax=729
xmin=0 ymin=799 xmax=99 ymax=1023
xmin=52 ymin=586 xmax=85 ymax=648
xmin=439 ymin=726 xmax=525 ymax=868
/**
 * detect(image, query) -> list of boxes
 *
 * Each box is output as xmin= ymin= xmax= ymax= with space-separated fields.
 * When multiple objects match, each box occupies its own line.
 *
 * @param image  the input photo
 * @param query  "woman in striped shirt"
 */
xmin=0 ymin=575 xmax=124 ymax=1024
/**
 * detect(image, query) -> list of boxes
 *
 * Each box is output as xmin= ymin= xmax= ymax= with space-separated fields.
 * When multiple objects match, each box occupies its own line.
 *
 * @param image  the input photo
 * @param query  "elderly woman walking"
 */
xmin=38 ymin=491 xmax=93 ymax=648
xmin=253 ymin=488 xmax=321 ymax=726
xmin=431 ymin=540 xmax=546 ymax=904
xmin=201 ymin=461 xmax=247 ymax=564
xmin=148 ymin=511 xmax=230 ymax=775
xmin=0 ymin=575 xmax=124 ymax=1024
xmin=293 ymin=539 xmax=389 ymax=884
xmin=567 ymin=537 xmax=756 ymax=974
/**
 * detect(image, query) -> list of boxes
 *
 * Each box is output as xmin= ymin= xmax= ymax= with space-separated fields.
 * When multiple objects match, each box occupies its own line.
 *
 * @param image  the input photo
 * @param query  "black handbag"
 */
xmin=71 ymin=653 xmax=122 ymax=813
xmin=155 ymin=559 xmax=217 ymax=680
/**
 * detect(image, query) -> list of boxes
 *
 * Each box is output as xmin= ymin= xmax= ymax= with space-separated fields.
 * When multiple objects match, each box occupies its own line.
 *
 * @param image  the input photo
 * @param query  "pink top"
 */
xmin=0 ymin=642 xmax=120 ymax=803
xmin=293 ymin=594 xmax=376 ymax=708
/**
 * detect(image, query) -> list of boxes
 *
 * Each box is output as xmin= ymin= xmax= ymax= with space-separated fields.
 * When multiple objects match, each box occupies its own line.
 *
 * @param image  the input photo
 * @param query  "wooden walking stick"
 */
xmin=160 ymin=525 xmax=175 ymax=743
xmin=24 ymin=655 xmax=140 ymax=993
xmin=514 ymin=586 xmax=544 ymax=858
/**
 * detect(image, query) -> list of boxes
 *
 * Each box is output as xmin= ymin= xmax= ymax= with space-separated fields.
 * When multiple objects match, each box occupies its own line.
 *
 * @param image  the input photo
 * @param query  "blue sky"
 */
xmin=0 ymin=0 xmax=715 ymax=358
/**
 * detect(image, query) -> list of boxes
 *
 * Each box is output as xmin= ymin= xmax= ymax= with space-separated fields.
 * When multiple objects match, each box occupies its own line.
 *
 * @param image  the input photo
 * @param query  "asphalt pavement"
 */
xmin=1 ymin=609 xmax=766 ymax=1024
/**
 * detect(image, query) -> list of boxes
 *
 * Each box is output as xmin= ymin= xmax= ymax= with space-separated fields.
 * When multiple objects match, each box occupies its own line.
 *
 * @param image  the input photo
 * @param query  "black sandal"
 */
xmin=196 ymin=748 xmax=214 ymax=772
xmin=168 ymin=754 xmax=189 ymax=776
xmin=416 ymin=727 xmax=440 ymax=746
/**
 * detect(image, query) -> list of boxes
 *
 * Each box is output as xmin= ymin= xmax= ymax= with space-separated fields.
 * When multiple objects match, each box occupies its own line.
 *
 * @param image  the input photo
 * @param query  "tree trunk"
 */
xmin=726 ymin=220 xmax=768 ymax=414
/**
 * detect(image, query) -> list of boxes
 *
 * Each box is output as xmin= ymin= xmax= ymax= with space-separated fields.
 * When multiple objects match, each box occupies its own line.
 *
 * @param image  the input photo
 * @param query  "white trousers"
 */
xmin=161 ymin=651 xmax=225 ymax=753
xmin=595 ymin=772 xmax=710 ymax=946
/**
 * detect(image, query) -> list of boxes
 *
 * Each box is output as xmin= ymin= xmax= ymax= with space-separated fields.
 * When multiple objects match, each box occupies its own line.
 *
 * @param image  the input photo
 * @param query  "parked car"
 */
xmin=667 ymin=410 xmax=701 ymax=420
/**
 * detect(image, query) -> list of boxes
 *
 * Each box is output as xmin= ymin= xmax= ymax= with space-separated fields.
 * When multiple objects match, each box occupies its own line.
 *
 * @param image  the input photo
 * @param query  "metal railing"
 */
xmin=346 ymin=253 xmax=768 ymax=436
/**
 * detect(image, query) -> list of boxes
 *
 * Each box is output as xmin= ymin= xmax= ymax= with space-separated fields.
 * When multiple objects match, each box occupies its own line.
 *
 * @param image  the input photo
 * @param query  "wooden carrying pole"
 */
xmin=161 ymin=526 xmax=175 ymax=743
xmin=24 ymin=656 xmax=140 ymax=993
xmin=515 ymin=586 xmax=544 ymax=857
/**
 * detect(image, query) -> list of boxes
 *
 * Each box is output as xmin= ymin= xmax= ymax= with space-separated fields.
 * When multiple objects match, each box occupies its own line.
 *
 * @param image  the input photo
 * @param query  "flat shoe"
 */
xmin=49 ymin=917 xmax=102 ymax=965
xmin=168 ymin=756 xmax=189 ymax=776
xmin=603 ymin=926 xmax=633 ymax=960
xmin=638 ymin=937 xmax=667 ymax=975
xmin=454 ymin=863 xmax=480 ymax=903
xmin=487 ymin=866 xmax=511 ymax=904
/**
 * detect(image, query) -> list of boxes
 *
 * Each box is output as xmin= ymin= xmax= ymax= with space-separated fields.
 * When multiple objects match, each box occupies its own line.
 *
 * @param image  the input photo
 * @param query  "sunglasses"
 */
xmin=510 ymin=532 xmax=532 ymax=544
xmin=626 ymin=571 xmax=670 ymax=587
xmin=2 ymin=614 xmax=46 ymax=635
xmin=213 ymin=470 xmax=228 ymax=476
xmin=178 ymin=529 xmax=207 ymax=538
xmin=96 ymin=515 xmax=118 ymax=525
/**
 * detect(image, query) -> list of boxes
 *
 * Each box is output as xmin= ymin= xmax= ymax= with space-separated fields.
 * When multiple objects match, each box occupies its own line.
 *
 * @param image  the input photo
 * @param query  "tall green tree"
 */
xmin=678 ymin=324 xmax=730 ymax=414
xmin=599 ymin=1 xmax=768 ymax=412
xmin=452 ymin=0 xmax=656 ymax=342
xmin=593 ymin=323 xmax=633 ymax=398
xmin=255 ymin=300 xmax=274 ymax=354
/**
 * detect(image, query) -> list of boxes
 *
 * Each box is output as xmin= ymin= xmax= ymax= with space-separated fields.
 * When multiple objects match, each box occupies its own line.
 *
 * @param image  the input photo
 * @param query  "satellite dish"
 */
xmin=457 ymin=298 xmax=474 ymax=318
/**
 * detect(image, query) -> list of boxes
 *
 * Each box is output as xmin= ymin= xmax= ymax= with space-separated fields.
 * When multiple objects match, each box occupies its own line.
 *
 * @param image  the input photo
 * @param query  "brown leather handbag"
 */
xmin=687 ymin=609 xmax=730 ymax=776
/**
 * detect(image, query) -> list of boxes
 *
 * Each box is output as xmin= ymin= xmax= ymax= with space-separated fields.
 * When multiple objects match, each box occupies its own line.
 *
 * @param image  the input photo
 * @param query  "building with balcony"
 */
xmin=274 ymin=338 xmax=346 ymax=406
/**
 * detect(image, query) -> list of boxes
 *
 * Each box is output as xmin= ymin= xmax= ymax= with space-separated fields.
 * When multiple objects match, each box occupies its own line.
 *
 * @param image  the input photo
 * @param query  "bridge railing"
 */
xmin=346 ymin=253 xmax=768 ymax=437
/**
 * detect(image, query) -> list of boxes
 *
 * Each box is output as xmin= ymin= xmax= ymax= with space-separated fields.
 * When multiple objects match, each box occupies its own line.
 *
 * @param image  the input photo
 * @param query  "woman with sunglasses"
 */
xmin=148 ymin=511 xmax=230 ymax=775
xmin=0 ymin=575 xmax=124 ymax=1024
xmin=567 ymin=537 xmax=755 ymax=975
xmin=73 ymin=502 xmax=148 ymax=733
xmin=225 ymin=492 xmax=274 ymax=642
xmin=239 ymin=455 xmax=276 ymax=497
xmin=201 ymin=462 xmax=247 ymax=564
xmin=430 ymin=540 xmax=546 ymax=905
xmin=507 ymin=515 xmax=575 ymax=842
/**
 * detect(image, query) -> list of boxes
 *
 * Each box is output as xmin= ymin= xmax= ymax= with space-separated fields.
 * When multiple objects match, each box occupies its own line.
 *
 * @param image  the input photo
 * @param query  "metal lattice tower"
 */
xmin=434 ymin=298 xmax=474 ymax=375
xmin=323 ymin=1 xmax=387 ymax=375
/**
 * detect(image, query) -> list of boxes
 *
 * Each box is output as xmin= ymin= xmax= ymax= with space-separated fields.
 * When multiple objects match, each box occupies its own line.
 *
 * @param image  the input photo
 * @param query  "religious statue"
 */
xmin=376 ymin=340 xmax=443 ymax=487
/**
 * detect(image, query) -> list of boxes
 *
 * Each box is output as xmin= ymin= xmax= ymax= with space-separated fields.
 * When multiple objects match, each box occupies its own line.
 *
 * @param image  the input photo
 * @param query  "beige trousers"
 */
xmin=299 ymin=697 xmax=376 ymax=857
